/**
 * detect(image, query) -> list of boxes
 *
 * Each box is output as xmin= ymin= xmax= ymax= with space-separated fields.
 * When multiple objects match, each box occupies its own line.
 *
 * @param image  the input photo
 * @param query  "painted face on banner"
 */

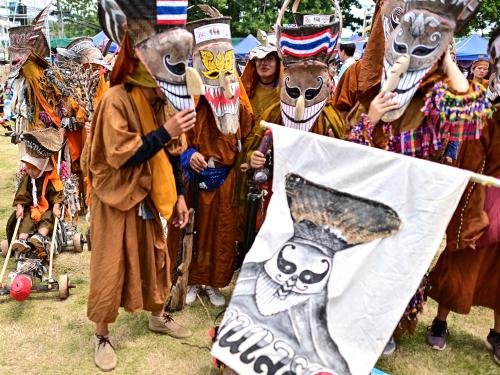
xmin=192 ymin=38 xmax=241 ymax=135
xmin=487 ymin=33 xmax=500 ymax=104
xmin=136 ymin=28 xmax=195 ymax=111
xmin=381 ymin=9 xmax=452 ymax=122
xmin=256 ymin=239 xmax=333 ymax=316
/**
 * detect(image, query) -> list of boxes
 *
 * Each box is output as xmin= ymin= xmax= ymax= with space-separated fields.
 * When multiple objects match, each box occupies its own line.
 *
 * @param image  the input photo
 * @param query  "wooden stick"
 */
xmin=48 ymin=217 xmax=59 ymax=281
xmin=0 ymin=217 xmax=21 ymax=287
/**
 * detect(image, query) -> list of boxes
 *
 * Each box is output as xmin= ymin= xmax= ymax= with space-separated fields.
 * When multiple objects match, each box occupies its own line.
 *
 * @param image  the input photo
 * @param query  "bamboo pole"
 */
xmin=0 ymin=217 xmax=21 ymax=287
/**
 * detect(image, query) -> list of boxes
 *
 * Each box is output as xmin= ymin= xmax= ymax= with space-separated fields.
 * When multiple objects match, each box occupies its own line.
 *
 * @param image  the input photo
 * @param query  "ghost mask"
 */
xmin=98 ymin=0 xmax=204 ymax=112
xmin=380 ymin=0 xmax=481 ymax=122
xmin=276 ymin=0 xmax=341 ymax=131
xmin=188 ymin=15 xmax=240 ymax=135
xmin=487 ymin=29 xmax=500 ymax=104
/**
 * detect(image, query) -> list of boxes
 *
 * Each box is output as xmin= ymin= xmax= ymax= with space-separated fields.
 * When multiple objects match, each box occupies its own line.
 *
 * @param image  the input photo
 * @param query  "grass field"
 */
xmin=0 ymin=135 xmax=498 ymax=375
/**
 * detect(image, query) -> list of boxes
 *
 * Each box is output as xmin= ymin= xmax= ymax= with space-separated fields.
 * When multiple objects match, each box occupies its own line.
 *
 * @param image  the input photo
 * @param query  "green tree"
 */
xmin=55 ymin=0 xmax=100 ymax=38
xmin=188 ymin=0 xmax=363 ymax=37
xmin=458 ymin=0 xmax=499 ymax=37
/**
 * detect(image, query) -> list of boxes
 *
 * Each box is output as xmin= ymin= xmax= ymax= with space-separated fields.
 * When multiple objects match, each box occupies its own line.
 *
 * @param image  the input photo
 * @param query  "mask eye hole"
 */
xmin=304 ymin=77 xmax=324 ymax=101
xmin=164 ymin=55 xmax=186 ymax=76
xmin=285 ymin=77 xmax=301 ymax=99
xmin=412 ymin=46 xmax=436 ymax=57
xmin=393 ymin=41 xmax=408 ymax=54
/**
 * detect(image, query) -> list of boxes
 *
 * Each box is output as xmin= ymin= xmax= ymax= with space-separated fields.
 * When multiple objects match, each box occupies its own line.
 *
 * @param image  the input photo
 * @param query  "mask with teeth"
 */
xmin=380 ymin=0 xmax=480 ymax=122
xmin=188 ymin=14 xmax=240 ymax=135
xmin=7 ymin=20 xmax=51 ymax=87
xmin=98 ymin=0 xmax=203 ymax=112
xmin=276 ymin=0 xmax=341 ymax=131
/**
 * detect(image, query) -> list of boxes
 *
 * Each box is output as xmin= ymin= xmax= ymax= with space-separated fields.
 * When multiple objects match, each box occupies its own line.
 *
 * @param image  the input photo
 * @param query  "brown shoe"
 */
xmin=149 ymin=313 xmax=192 ymax=338
xmin=94 ymin=335 xmax=117 ymax=372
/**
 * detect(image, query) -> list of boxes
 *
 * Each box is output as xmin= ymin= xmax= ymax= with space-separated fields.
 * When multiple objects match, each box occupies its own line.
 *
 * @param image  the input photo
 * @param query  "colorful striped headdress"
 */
xmin=276 ymin=0 xmax=342 ymax=67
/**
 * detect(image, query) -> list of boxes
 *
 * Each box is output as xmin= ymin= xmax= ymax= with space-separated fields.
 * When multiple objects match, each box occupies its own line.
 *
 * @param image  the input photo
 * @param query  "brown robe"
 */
xmin=86 ymin=84 xmax=172 ymax=323
xmin=429 ymin=109 xmax=500 ymax=314
xmin=168 ymin=87 xmax=254 ymax=288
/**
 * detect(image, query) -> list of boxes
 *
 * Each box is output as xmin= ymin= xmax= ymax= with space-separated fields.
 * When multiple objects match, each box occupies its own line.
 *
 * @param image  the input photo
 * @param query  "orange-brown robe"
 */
xmin=86 ymin=84 xmax=173 ymax=323
xmin=167 ymin=82 xmax=254 ymax=288
xmin=429 ymin=109 xmax=500 ymax=314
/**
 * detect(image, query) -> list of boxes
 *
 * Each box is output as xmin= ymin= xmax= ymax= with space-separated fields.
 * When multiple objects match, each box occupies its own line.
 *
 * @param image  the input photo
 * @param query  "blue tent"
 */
xmin=93 ymin=31 xmax=118 ymax=54
xmin=456 ymin=34 xmax=488 ymax=61
xmin=234 ymin=34 xmax=260 ymax=58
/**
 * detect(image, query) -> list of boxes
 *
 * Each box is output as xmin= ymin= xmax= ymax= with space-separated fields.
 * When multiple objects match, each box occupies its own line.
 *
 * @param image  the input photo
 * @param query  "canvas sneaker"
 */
xmin=94 ymin=335 xmax=117 ymax=372
xmin=11 ymin=239 xmax=31 ymax=253
xmin=486 ymin=329 xmax=500 ymax=365
xmin=186 ymin=285 xmax=202 ymax=305
xmin=381 ymin=336 xmax=396 ymax=357
xmin=149 ymin=313 xmax=192 ymax=338
xmin=205 ymin=286 xmax=226 ymax=307
xmin=426 ymin=318 xmax=449 ymax=350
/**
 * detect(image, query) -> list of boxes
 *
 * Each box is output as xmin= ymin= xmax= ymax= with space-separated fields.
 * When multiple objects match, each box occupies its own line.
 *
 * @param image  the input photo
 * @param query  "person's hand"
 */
xmin=250 ymin=150 xmax=266 ymax=169
xmin=15 ymin=204 xmax=24 ymax=219
xmin=172 ymin=196 xmax=189 ymax=229
xmin=53 ymin=204 xmax=61 ymax=219
xmin=190 ymin=152 xmax=208 ymax=173
xmin=84 ymin=121 xmax=91 ymax=137
xmin=163 ymin=109 xmax=196 ymax=138
xmin=367 ymin=91 xmax=399 ymax=125
xmin=327 ymin=128 xmax=335 ymax=138
xmin=443 ymin=49 xmax=469 ymax=94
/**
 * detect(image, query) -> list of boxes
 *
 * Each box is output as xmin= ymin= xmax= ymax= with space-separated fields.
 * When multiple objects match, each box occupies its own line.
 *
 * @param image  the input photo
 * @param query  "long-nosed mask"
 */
xmin=98 ymin=0 xmax=204 ymax=111
xmin=276 ymin=0 xmax=341 ymax=131
xmin=487 ymin=29 xmax=500 ymax=104
xmin=188 ymin=12 xmax=240 ymax=135
xmin=380 ymin=0 xmax=480 ymax=122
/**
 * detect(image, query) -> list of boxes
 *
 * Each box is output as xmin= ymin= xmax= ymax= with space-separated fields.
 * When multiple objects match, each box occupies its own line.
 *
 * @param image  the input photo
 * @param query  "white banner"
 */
xmin=212 ymin=125 xmax=472 ymax=375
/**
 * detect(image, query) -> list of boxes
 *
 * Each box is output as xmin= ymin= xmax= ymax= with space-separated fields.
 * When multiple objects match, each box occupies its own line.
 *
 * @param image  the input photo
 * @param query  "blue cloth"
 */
xmin=181 ymin=148 xmax=230 ymax=192
xmin=445 ymin=141 xmax=459 ymax=160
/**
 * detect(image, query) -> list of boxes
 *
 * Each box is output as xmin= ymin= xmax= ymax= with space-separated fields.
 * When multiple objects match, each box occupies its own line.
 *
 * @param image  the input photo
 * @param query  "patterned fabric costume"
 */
xmin=343 ymin=0 xmax=489 ymax=335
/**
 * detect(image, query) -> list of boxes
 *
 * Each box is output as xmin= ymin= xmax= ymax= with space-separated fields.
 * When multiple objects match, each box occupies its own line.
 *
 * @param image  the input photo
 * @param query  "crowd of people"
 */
xmin=1 ymin=0 xmax=499 ymax=373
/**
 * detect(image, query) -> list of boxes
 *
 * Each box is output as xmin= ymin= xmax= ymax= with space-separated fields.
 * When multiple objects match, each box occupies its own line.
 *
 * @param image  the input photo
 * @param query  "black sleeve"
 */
xmin=122 ymin=127 xmax=172 ymax=168
xmin=169 ymin=153 xmax=186 ymax=196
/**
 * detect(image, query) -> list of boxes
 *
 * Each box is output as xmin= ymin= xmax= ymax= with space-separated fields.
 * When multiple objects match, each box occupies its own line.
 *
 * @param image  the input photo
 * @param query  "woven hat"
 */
xmin=285 ymin=173 xmax=401 ymax=254
xmin=22 ymin=128 xmax=64 ymax=159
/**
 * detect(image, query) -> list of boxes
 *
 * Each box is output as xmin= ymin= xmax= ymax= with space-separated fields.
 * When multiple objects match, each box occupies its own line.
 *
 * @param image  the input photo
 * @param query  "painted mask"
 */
xmin=8 ymin=20 xmax=50 ymax=85
xmin=381 ymin=0 xmax=406 ymax=40
xmin=380 ymin=0 xmax=480 ymax=122
xmin=487 ymin=29 xmax=500 ymax=104
xmin=276 ymin=0 xmax=341 ymax=131
xmin=57 ymin=37 xmax=113 ymax=71
xmin=188 ymin=16 xmax=240 ymax=135
xmin=99 ymin=0 xmax=203 ymax=111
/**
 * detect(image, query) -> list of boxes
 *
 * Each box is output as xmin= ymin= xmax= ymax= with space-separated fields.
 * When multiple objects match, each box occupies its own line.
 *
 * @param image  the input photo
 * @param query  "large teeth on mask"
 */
xmin=281 ymin=100 xmax=327 ymax=132
xmin=157 ymin=79 xmax=194 ymax=111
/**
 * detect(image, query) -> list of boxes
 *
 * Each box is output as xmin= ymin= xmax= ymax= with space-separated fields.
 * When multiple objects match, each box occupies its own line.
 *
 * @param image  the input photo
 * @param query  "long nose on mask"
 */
xmin=220 ymin=72 xmax=236 ymax=99
xmin=186 ymin=67 xmax=206 ymax=96
xmin=382 ymin=54 xmax=410 ymax=93
xmin=294 ymin=95 xmax=305 ymax=121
